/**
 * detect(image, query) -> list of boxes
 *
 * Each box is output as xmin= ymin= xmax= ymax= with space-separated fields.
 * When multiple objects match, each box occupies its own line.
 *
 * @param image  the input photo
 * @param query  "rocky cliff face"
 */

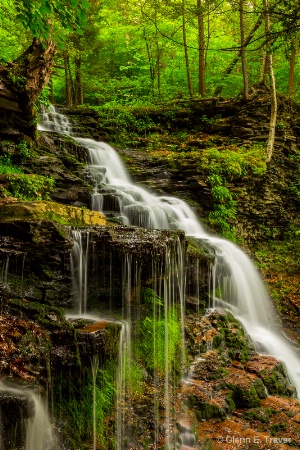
xmin=0 ymin=91 xmax=300 ymax=449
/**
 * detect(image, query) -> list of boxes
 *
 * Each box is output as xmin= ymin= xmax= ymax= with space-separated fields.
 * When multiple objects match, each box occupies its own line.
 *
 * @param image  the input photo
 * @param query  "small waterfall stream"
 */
xmin=39 ymin=107 xmax=300 ymax=447
xmin=0 ymin=382 xmax=55 ymax=450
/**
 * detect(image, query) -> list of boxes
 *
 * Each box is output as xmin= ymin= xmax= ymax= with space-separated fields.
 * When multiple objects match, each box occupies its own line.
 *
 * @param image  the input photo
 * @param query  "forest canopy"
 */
xmin=1 ymin=0 xmax=300 ymax=107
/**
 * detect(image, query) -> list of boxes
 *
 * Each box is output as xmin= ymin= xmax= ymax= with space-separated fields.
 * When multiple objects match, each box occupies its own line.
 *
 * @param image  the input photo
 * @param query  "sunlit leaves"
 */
xmin=14 ymin=0 xmax=90 ymax=43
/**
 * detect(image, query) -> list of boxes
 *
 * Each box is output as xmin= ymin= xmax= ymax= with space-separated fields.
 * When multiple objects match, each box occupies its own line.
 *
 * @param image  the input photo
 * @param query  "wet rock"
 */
xmin=245 ymin=355 xmax=295 ymax=397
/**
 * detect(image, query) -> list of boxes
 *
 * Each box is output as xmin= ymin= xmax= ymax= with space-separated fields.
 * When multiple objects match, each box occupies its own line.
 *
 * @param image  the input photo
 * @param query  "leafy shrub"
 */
xmin=137 ymin=307 xmax=181 ymax=374
xmin=7 ymin=174 xmax=55 ymax=200
xmin=200 ymin=142 xmax=267 ymax=178
xmin=0 ymin=156 xmax=23 ymax=174
xmin=16 ymin=141 xmax=32 ymax=159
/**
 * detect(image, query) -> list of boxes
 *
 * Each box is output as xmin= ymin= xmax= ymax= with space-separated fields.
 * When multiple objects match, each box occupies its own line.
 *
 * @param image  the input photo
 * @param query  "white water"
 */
xmin=0 ymin=381 xmax=54 ymax=450
xmin=40 ymin=108 xmax=300 ymax=400
xmin=38 ymin=105 xmax=72 ymax=134
xmin=70 ymin=230 xmax=90 ymax=315
xmin=70 ymin=132 xmax=300 ymax=395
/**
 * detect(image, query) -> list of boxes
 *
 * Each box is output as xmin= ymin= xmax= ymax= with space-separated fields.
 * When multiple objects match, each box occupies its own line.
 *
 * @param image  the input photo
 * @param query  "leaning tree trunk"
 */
xmin=197 ymin=0 xmax=206 ymax=97
xmin=264 ymin=0 xmax=277 ymax=163
xmin=240 ymin=0 xmax=249 ymax=101
xmin=182 ymin=0 xmax=193 ymax=98
xmin=0 ymin=38 xmax=55 ymax=138
xmin=288 ymin=38 xmax=297 ymax=96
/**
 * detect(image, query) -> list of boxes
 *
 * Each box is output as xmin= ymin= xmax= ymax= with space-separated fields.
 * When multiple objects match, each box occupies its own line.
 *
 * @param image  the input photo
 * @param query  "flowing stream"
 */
xmin=39 ymin=107 xmax=300 ymax=446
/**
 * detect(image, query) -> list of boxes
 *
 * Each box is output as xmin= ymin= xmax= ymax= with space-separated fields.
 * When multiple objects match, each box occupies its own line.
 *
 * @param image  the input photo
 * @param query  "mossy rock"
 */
xmin=208 ymin=310 xmax=255 ymax=363
xmin=225 ymin=380 xmax=261 ymax=408
xmin=0 ymin=200 xmax=106 ymax=227
xmin=245 ymin=355 xmax=295 ymax=397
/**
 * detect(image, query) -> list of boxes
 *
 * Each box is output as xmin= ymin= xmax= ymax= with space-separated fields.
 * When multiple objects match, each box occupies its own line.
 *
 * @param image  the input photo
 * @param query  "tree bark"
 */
xmin=240 ymin=0 xmax=249 ymax=101
xmin=0 ymin=38 xmax=55 ymax=137
xmin=264 ymin=0 xmax=277 ymax=163
xmin=64 ymin=53 xmax=72 ymax=108
xmin=182 ymin=0 xmax=193 ymax=98
xmin=261 ymin=51 xmax=268 ymax=84
xmin=288 ymin=38 xmax=297 ymax=96
xmin=75 ymin=55 xmax=83 ymax=106
xmin=154 ymin=0 xmax=162 ymax=100
xmin=197 ymin=0 xmax=206 ymax=97
xmin=143 ymin=28 xmax=155 ymax=97
xmin=214 ymin=13 xmax=264 ymax=96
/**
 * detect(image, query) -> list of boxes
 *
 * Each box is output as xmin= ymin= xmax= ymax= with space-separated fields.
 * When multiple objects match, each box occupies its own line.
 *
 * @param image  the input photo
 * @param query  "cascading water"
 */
xmin=39 ymin=106 xmax=300 ymax=447
xmin=70 ymin=123 xmax=300 ymax=395
xmin=70 ymin=230 xmax=90 ymax=315
xmin=0 ymin=382 xmax=55 ymax=450
xmin=38 ymin=105 xmax=72 ymax=134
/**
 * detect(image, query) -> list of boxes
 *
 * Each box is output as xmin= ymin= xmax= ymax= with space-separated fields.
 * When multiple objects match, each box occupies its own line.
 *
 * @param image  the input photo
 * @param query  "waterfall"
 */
xmin=38 ymin=105 xmax=72 ymax=134
xmin=70 ymin=230 xmax=90 ymax=315
xmin=38 ymin=106 xmax=300 ymax=445
xmin=115 ymin=320 xmax=131 ymax=450
xmin=68 ymin=133 xmax=300 ymax=395
xmin=0 ymin=254 xmax=10 ymax=288
xmin=0 ymin=382 xmax=55 ymax=450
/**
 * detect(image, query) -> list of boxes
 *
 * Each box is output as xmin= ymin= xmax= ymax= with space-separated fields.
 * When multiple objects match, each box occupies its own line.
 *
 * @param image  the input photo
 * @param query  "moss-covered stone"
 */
xmin=245 ymin=355 xmax=295 ymax=397
xmin=0 ymin=200 xmax=106 ymax=227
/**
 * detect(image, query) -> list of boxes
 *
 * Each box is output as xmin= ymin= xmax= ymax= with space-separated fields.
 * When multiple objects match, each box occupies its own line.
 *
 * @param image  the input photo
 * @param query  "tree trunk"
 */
xmin=182 ymin=0 xmax=193 ymax=98
xmin=197 ymin=0 xmax=206 ymax=97
xmin=154 ymin=1 xmax=162 ymax=100
xmin=262 ymin=51 xmax=268 ymax=84
xmin=143 ymin=28 xmax=155 ymax=97
xmin=0 ymin=38 xmax=55 ymax=137
xmin=288 ymin=38 xmax=297 ymax=96
xmin=264 ymin=0 xmax=277 ymax=163
xmin=64 ymin=53 xmax=72 ymax=108
xmin=214 ymin=13 xmax=264 ymax=96
xmin=75 ymin=55 xmax=84 ymax=106
xmin=240 ymin=0 xmax=249 ymax=101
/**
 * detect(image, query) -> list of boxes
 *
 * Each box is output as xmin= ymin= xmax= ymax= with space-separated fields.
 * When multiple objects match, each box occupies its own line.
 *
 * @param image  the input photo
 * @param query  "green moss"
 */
xmin=253 ymin=378 xmax=268 ymax=399
xmin=243 ymin=407 xmax=275 ymax=424
xmin=269 ymin=422 xmax=287 ymax=436
xmin=260 ymin=368 xmax=293 ymax=397
xmin=186 ymin=237 xmax=213 ymax=261
xmin=209 ymin=312 xmax=254 ymax=363
xmin=225 ymin=382 xmax=261 ymax=408
xmin=190 ymin=398 xmax=227 ymax=421
xmin=0 ymin=201 xmax=106 ymax=227
xmin=7 ymin=298 xmax=68 ymax=330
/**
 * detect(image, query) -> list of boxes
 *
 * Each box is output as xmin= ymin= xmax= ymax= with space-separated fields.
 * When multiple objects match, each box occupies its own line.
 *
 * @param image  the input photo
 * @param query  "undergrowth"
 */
xmin=5 ymin=174 xmax=55 ymax=200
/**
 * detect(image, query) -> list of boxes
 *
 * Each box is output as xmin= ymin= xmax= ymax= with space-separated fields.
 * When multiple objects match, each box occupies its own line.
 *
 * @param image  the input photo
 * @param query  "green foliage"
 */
xmin=15 ymin=0 xmax=90 ymax=43
xmin=92 ymin=362 xmax=116 ymax=447
xmin=136 ymin=306 xmax=181 ymax=374
xmin=6 ymin=174 xmax=55 ymax=200
xmin=35 ymin=85 xmax=51 ymax=110
xmin=200 ymin=143 xmax=267 ymax=179
xmin=211 ymin=185 xmax=233 ymax=202
xmin=16 ymin=141 xmax=32 ymax=159
xmin=53 ymin=361 xmax=116 ymax=449
xmin=141 ymin=287 xmax=163 ymax=308
xmin=7 ymin=70 xmax=27 ymax=89
xmin=0 ymin=156 xmax=23 ymax=174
